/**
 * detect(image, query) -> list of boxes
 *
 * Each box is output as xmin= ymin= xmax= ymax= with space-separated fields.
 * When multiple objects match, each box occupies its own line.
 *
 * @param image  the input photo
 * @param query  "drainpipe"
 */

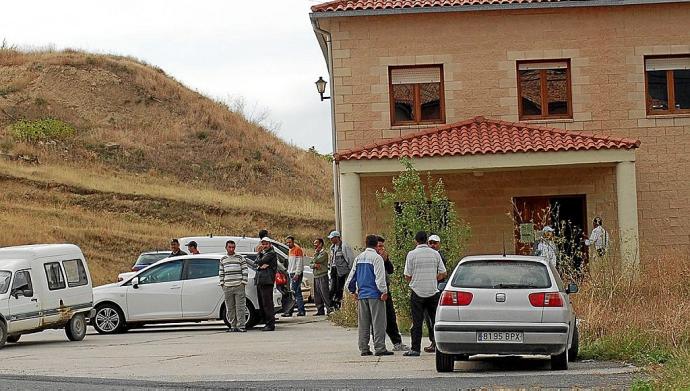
xmin=312 ymin=18 xmax=342 ymax=232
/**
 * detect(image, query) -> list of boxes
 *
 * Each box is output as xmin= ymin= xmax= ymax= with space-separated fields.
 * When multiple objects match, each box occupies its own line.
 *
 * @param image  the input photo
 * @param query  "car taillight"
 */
xmin=529 ymin=292 xmax=564 ymax=307
xmin=440 ymin=291 xmax=473 ymax=306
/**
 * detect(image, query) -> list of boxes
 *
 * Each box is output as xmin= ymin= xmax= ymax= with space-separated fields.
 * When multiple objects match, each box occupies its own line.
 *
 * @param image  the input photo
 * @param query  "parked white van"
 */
xmin=0 ymin=244 xmax=93 ymax=348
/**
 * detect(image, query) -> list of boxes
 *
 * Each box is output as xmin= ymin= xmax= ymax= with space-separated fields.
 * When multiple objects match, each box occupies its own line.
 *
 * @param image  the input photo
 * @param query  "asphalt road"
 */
xmin=0 ymin=311 xmax=640 ymax=390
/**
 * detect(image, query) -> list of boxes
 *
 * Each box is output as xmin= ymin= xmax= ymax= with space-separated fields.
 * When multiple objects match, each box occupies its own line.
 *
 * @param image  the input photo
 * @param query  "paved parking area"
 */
xmin=0 ymin=314 xmax=640 ymax=389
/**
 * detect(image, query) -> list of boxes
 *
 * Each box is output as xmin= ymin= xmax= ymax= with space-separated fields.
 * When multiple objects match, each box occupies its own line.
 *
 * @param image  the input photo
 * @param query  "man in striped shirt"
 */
xmin=219 ymin=240 xmax=248 ymax=332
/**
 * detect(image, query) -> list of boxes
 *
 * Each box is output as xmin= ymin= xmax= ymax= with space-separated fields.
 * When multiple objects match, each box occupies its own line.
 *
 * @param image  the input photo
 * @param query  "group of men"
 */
xmin=535 ymin=217 xmax=610 ymax=270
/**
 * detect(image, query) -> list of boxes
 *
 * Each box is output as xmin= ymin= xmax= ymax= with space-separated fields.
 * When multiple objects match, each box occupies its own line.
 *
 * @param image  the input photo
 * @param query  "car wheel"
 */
xmin=222 ymin=301 xmax=258 ymax=330
xmin=551 ymin=348 xmax=568 ymax=370
xmin=0 ymin=322 xmax=7 ymax=349
xmin=455 ymin=354 xmax=469 ymax=361
xmin=436 ymin=350 xmax=455 ymax=372
xmin=93 ymin=304 xmax=126 ymax=334
xmin=568 ymin=321 xmax=579 ymax=362
xmin=6 ymin=335 xmax=20 ymax=343
xmin=65 ymin=313 xmax=87 ymax=341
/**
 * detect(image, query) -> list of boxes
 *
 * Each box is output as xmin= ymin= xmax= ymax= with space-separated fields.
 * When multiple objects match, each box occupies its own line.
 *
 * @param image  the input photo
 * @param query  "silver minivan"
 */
xmin=434 ymin=255 xmax=579 ymax=372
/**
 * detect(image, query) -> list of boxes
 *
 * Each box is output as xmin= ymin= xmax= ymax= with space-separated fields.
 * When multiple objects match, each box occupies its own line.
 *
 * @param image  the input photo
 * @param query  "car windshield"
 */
xmin=0 ymin=271 xmax=10 ymax=294
xmin=135 ymin=253 xmax=169 ymax=266
xmin=451 ymin=260 xmax=552 ymax=289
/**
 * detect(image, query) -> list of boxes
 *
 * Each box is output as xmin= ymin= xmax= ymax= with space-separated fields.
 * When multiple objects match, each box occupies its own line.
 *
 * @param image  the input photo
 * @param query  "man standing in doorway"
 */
xmin=403 ymin=231 xmax=447 ymax=357
xmin=283 ymin=236 xmax=306 ymax=317
xmin=423 ymin=234 xmax=446 ymax=353
xmin=376 ymin=236 xmax=408 ymax=352
xmin=169 ymin=239 xmax=187 ymax=258
xmin=585 ymin=217 xmax=609 ymax=257
xmin=328 ymin=231 xmax=355 ymax=309
xmin=346 ymin=234 xmax=393 ymax=357
xmin=256 ymin=237 xmax=278 ymax=331
xmin=311 ymin=238 xmax=332 ymax=315
xmin=186 ymin=241 xmax=200 ymax=255
xmin=219 ymin=240 xmax=248 ymax=332
xmin=537 ymin=226 xmax=558 ymax=269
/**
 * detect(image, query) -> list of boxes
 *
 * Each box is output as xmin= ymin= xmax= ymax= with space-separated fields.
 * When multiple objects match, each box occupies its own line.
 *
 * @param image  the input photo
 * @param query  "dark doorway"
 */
xmin=513 ymin=195 xmax=588 ymax=269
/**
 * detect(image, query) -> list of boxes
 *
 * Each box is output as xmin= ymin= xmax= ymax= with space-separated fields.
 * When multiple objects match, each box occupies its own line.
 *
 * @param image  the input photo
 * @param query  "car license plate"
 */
xmin=477 ymin=331 xmax=523 ymax=343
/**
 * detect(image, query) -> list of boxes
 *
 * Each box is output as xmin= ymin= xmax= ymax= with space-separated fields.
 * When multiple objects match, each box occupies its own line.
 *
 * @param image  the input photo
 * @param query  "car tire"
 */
xmin=93 ymin=304 xmax=126 ymax=334
xmin=0 ymin=321 xmax=7 ymax=349
xmin=455 ymin=354 xmax=469 ymax=361
xmin=551 ymin=348 xmax=568 ymax=370
xmin=222 ymin=300 xmax=258 ymax=330
xmin=65 ymin=313 xmax=87 ymax=341
xmin=436 ymin=350 xmax=455 ymax=372
xmin=568 ymin=322 xmax=579 ymax=362
xmin=6 ymin=335 xmax=20 ymax=343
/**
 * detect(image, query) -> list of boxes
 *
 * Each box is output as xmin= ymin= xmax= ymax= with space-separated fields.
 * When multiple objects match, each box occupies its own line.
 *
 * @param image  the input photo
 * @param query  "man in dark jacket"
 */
xmin=169 ymin=239 xmax=187 ymax=258
xmin=256 ymin=237 xmax=277 ymax=331
xmin=377 ymin=236 xmax=409 ymax=351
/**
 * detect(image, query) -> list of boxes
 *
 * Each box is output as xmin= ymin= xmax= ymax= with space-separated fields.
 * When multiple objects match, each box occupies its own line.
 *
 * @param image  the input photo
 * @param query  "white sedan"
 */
xmin=91 ymin=254 xmax=282 ymax=334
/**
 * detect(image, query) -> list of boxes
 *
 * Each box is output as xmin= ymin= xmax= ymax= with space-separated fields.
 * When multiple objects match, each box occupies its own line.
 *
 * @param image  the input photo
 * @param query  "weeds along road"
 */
xmin=0 ymin=314 xmax=639 ymax=390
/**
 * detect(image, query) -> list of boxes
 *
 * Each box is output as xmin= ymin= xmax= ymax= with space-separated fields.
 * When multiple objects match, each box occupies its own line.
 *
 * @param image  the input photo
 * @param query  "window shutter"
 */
xmin=391 ymin=67 xmax=441 ymax=85
xmin=518 ymin=62 xmax=568 ymax=71
xmin=645 ymin=57 xmax=690 ymax=71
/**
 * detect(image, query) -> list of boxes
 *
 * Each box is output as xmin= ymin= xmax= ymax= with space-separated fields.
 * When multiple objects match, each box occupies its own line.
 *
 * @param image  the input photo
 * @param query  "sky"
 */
xmin=0 ymin=0 xmax=333 ymax=152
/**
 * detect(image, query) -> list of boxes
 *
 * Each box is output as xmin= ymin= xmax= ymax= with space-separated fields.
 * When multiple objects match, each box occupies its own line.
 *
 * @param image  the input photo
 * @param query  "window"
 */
xmin=185 ymin=259 xmax=220 ymax=280
xmin=138 ymin=260 xmax=183 ymax=285
xmin=517 ymin=60 xmax=572 ymax=120
xmin=389 ymin=65 xmax=445 ymax=125
xmin=451 ymin=260 xmax=552 ymax=289
xmin=44 ymin=262 xmax=66 ymax=290
xmin=11 ymin=270 xmax=33 ymax=294
xmin=62 ymin=259 xmax=89 ymax=287
xmin=134 ymin=253 xmax=169 ymax=268
xmin=645 ymin=56 xmax=690 ymax=114
xmin=0 ymin=271 xmax=10 ymax=294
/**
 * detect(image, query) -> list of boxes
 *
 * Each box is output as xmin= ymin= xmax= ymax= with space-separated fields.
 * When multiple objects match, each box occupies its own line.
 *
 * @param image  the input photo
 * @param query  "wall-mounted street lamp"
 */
xmin=315 ymin=76 xmax=330 ymax=101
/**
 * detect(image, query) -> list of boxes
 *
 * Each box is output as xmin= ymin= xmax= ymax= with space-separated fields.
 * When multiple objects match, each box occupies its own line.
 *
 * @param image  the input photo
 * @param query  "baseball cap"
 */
xmin=428 ymin=235 xmax=441 ymax=243
xmin=260 ymin=237 xmax=271 ymax=242
xmin=327 ymin=230 xmax=341 ymax=239
xmin=185 ymin=240 xmax=198 ymax=247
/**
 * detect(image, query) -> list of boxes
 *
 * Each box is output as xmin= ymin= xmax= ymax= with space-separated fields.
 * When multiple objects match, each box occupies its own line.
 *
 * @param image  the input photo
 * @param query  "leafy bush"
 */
xmin=9 ymin=119 xmax=76 ymax=142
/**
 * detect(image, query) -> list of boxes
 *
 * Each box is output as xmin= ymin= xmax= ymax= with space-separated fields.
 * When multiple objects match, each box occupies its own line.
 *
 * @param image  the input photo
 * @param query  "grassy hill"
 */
xmin=0 ymin=48 xmax=334 ymax=285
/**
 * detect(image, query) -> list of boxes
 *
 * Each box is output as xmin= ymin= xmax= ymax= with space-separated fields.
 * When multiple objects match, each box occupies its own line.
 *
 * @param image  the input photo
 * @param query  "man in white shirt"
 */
xmin=536 ymin=226 xmax=558 ymax=269
xmin=585 ymin=217 xmax=609 ymax=257
xmin=403 ymin=231 xmax=447 ymax=357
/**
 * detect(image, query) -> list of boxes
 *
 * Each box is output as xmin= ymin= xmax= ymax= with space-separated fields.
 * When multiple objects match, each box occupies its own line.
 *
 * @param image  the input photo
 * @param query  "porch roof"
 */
xmin=335 ymin=116 xmax=640 ymax=162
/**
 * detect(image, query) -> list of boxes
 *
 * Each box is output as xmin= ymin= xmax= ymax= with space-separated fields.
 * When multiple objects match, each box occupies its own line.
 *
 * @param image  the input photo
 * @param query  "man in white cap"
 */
xmin=328 ymin=230 xmax=355 ymax=309
xmin=423 ymin=234 xmax=446 ymax=353
xmin=537 ymin=226 xmax=558 ymax=268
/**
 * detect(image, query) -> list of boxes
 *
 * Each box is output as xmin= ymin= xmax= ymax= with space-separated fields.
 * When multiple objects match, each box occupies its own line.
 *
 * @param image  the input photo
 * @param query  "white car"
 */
xmin=91 ymin=253 xmax=281 ymax=334
xmin=434 ymin=255 xmax=579 ymax=372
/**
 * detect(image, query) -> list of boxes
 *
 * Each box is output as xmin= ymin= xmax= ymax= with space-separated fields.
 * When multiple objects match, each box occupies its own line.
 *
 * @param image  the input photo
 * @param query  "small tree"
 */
xmin=377 ymin=158 xmax=471 ymax=318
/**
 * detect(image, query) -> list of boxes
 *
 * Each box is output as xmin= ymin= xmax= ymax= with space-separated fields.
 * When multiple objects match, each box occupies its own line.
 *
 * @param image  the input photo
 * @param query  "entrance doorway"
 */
xmin=513 ymin=195 xmax=588 ymax=269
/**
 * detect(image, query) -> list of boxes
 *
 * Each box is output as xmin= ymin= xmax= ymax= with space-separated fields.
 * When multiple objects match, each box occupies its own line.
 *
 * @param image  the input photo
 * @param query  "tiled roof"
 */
xmin=334 ymin=116 xmax=640 ymax=161
xmin=312 ymin=0 xmax=572 ymax=13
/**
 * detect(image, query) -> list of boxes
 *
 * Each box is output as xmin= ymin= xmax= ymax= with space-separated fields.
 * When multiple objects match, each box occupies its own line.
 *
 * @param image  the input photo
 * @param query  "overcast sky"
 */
xmin=0 ymin=0 xmax=333 ymax=152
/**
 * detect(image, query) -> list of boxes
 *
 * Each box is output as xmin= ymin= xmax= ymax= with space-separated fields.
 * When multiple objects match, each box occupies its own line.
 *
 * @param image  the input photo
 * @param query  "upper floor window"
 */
xmin=517 ymin=60 xmax=572 ymax=120
xmin=389 ymin=65 xmax=445 ymax=126
xmin=645 ymin=56 xmax=690 ymax=115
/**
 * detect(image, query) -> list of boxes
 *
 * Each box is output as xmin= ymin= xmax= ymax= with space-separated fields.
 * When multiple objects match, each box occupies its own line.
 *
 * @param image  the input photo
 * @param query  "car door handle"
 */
xmin=170 ymin=286 xmax=181 ymax=290
xmin=31 ymin=298 xmax=38 ymax=302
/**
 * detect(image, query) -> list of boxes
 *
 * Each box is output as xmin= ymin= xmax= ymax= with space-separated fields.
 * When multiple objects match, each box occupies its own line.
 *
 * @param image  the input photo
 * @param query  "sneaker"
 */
xmin=360 ymin=351 xmax=373 ymax=356
xmin=237 ymin=328 xmax=247 ymax=333
xmin=225 ymin=328 xmax=235 ymax=333
xmin=261 ymin=325 xmax=275 ymax=331
xmin=281 ymin=313 xmax=293 ymax=318
xmin=393 ymin=343 xmax=409 ymax=351
xmin=375 ymin=350 xmax=394 ymax=356
xmin=403 ymin=350 xmax=421 ymax=357
xmin=424 ymin=343 xmax=436 ymax=353
xmin=297 ymin=312 xmax=306 ymax=317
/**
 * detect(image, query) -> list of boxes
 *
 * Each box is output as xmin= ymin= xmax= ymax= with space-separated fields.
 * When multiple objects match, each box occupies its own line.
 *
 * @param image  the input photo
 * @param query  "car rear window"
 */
xmin=451 ymin=260 xmax=552 ymax=289
xmin=135 ymin=253 xmax=169 ymax=266
xmin=185 ymin=259 xmax=220 ymax=280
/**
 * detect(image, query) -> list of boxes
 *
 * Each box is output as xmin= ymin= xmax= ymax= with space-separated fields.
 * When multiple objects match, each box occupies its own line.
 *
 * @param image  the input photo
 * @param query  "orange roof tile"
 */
xmin=334 ymin=116 xmax=640 ymax=161
xmin=312 ymin=0 xmax=572 ymax=13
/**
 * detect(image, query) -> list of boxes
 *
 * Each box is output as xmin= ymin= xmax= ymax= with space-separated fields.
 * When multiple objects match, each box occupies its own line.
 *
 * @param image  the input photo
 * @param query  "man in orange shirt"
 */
xmin=283 ymin=236 xmax=306 ymax=317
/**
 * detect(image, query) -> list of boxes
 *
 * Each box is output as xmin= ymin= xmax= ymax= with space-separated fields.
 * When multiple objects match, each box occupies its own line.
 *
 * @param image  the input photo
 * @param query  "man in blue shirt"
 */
xmin=345 ymin=234 xmax=393 ymax=356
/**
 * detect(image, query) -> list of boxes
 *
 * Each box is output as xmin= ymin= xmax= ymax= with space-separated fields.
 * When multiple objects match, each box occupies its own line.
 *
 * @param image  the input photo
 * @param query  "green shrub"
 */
xmin=9 ymin=119 xmax=76 ymax=142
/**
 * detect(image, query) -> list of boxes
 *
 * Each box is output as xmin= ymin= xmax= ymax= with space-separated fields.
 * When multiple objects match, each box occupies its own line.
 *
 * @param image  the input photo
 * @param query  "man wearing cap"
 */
xmin=424 ymin=234 xmax=445 ymax=353
xmin=186 ymin=241 xmax=200 ymax=255
xmin=328 ymin=230 xmax=355 ymax=309
xmin=256 ymin=237 xmax=278 ymax=331
xmin=537 ymin=226 xmax=558 ymax=268
xmin=169 ymin=239 xmax=187 ymax=258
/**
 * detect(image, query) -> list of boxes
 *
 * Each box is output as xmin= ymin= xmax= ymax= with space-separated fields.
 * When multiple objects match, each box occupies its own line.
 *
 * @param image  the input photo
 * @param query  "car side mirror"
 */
xmin=22 ymin=289 xmax=33 ymax=298
xmin=438 ymin=282 xmax=447 ymax=291
xmin=132 ymin=277 xmax=140 ymax=289
xmin=566 ymin=282 xmax=578 ymax=294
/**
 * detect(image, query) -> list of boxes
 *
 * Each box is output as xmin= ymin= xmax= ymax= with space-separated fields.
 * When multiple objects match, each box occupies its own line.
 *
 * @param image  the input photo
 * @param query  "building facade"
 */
xmin=310 ymin=0 xmax=690 ymax=267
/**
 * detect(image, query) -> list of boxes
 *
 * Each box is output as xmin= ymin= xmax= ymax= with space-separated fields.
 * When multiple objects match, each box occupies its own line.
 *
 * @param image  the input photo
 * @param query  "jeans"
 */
xmin=410 ymin=291 xmax=440 ymax=352
xmin=313 ymin=275 xmax=331 ymax=314
xmin=223 ymin=285 xmax=246 ymax=330
xmin=287 ymin=273 xmax=305 ymax=315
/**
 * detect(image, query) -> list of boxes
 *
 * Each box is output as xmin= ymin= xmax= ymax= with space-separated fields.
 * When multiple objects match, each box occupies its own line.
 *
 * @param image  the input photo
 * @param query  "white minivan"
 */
xmin=0 ymin=244 xmax=93 ymax=348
